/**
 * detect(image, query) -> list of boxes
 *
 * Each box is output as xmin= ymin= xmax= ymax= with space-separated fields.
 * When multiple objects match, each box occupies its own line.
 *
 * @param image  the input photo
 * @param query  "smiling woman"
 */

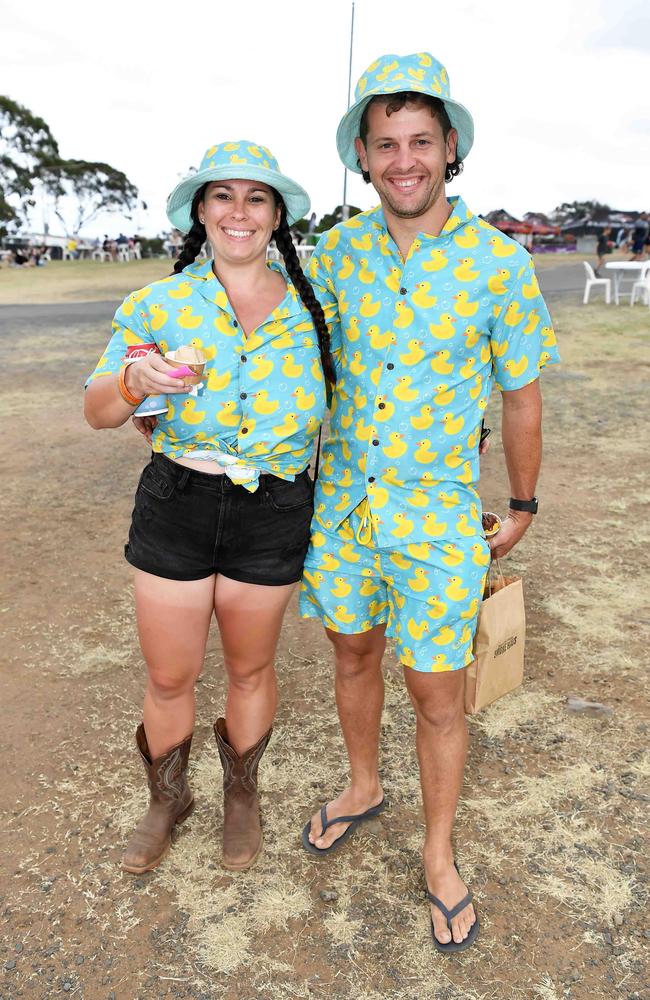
xmin=82 ymin=140 xmax=335 ymax=877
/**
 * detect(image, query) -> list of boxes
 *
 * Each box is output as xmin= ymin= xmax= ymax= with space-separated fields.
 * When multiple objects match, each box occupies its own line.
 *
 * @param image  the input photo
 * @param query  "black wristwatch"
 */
xmin=509 ymin=496 xmax=539 ymax=514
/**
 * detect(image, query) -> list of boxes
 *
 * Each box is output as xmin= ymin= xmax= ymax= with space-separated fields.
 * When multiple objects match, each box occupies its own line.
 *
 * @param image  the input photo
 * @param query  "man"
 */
xmin=299 ymin=51 xmax=560 ymax=953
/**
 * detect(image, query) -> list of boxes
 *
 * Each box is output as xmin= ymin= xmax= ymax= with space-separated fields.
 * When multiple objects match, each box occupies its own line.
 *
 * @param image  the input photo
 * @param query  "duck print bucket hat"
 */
xmin=167 ymin=140 xmax=311 ymax=232
xmin=336 ymin=52 xmax=474 ymax=173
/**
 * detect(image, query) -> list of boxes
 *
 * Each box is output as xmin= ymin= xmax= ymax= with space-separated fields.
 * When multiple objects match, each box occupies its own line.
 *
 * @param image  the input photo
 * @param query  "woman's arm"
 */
xmin=84 ymin=356 xmax=188 ymax=429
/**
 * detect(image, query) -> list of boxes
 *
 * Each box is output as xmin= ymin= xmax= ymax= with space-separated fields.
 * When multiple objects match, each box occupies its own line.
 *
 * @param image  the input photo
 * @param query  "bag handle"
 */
xmin=486 ymin=557 xmax=505 ymax=597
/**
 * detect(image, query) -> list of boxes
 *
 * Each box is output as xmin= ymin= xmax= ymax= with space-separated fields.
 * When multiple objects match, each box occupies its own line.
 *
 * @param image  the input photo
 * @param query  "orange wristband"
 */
xmin=118 ymin=365 xmax=145 ymax=406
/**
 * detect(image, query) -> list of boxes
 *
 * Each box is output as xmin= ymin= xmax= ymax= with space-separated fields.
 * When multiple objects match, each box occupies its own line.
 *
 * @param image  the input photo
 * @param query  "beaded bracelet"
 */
xmin=118 ymin=365 xmax=145 ymax=406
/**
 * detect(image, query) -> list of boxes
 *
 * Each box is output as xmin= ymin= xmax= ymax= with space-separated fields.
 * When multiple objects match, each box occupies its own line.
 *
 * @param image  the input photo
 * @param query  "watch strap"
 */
xmin=509 ymin=496 xmax=538 ymax=514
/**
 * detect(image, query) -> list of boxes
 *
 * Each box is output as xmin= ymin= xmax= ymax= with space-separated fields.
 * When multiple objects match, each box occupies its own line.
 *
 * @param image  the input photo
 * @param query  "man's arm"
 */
xmin=489 ymin=378 xmax=542 ymax=558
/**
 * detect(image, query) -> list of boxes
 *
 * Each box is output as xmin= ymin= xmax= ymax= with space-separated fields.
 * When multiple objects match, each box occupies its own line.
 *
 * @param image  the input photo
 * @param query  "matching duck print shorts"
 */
xmin=299 ymin=503 xmax=489 ymax=672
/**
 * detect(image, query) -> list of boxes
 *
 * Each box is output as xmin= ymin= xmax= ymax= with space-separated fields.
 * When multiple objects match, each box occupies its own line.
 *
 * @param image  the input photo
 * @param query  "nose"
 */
xmin=229 ymin=197 xmax=248 ymax=220
xmin=392 ymin=143 xmax=417 ymax=173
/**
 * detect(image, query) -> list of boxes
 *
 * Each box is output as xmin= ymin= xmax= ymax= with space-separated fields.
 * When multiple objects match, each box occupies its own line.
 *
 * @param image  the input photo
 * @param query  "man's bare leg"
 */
xmin=307 ymin=626 xmax=386 ymax=849
xmin=404 ymin=667 xmax=476 ymax=945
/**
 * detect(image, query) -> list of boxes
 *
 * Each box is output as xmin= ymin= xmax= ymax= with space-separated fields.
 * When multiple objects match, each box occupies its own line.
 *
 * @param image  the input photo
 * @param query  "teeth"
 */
xmin=224 ymin=228 xmax=254 ymax=238
xmin=392 ymin=178 xmax=420 ymax=189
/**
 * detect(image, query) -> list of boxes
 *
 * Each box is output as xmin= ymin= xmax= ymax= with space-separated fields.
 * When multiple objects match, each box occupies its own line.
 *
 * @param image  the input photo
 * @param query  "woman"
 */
xmin=84 ymin=141 xmax=334 ymax=874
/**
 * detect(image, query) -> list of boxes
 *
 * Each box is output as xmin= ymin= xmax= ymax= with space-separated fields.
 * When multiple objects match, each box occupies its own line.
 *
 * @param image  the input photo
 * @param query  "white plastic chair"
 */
xmin=631 ymin=267 xmax=650 ymax=306
xmin=583 ymin=261 xmax=611 ymax=304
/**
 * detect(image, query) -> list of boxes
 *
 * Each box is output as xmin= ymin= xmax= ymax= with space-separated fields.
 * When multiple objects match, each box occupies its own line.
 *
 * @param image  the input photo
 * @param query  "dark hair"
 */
xmin=172 ymin=185 xmax=335 ymax=386
xmin=358 ymin=91 xmax=463 ymax=184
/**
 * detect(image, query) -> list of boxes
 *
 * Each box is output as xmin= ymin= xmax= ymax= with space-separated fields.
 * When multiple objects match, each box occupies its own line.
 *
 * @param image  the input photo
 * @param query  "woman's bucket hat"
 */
xmin=166 ymin=141 xmax=311 ymax=233
xmin=336 ymin=52 xmax=474 ymax=173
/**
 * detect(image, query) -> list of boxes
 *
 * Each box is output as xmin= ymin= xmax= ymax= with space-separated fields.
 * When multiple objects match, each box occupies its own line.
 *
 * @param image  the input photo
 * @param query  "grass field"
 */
xmin=0 ymin=276 xmax=648 ymax=999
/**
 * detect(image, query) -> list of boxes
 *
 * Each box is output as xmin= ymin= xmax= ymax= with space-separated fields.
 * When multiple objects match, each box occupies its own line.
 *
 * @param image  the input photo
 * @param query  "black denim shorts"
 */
xmin=125 ymin=452 xmax=315 ymax=585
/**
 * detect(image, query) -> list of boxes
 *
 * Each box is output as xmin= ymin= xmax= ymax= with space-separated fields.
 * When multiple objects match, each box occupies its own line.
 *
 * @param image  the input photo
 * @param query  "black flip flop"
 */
xmin=425 ymin=865 xmax=480 ymax=954
xmin=301 ymin=798 xmax=386 ymax=856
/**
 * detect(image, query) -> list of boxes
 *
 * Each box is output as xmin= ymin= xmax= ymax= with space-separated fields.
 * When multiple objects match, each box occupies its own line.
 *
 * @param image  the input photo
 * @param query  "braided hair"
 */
xmin=172 ymin=188 xmax=207 ymax=274
xmin=172 ymin=186 xmax=335 ymax=386
xmin=272 ymin=204 xmax=336 ymax=386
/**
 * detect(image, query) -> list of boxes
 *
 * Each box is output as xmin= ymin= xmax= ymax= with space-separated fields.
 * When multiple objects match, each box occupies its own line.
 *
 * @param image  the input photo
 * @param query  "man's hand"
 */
xmin=132 ymin=415 xmax=158 ymax=443
xmin=488 ymin=510 xmax=533 ymax=559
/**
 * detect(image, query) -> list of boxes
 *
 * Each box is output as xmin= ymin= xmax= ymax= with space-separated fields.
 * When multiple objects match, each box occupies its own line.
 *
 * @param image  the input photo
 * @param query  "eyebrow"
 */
xmin=373 ymin=131 xmax=437 ymax=142
xmin=212 ymin=183 xmax=269 ymax=193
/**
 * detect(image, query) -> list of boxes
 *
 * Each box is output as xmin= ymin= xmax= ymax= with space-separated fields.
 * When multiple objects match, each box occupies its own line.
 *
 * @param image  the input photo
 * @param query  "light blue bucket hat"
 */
xmin=166 ymin=141 xmax=311 ymax=232
xmin=336 ymin=52 xmax=474 ymax=173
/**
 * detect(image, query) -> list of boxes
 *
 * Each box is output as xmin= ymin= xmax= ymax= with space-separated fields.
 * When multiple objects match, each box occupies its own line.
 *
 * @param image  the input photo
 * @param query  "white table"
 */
xmin=605 ymin=261 xmax=650 ymax=304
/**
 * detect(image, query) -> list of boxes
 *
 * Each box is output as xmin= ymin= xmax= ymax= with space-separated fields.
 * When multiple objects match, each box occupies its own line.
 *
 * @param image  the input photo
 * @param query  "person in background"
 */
xmin=595 ymin=226 xmax=612 ymax=275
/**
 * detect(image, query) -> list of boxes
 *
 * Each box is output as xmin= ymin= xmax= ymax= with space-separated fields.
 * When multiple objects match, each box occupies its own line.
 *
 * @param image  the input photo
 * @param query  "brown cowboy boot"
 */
xmin=122 ymin=724 xmax=194 ymax=874
xmin=213 ymin=718 xmax=272 ymax=871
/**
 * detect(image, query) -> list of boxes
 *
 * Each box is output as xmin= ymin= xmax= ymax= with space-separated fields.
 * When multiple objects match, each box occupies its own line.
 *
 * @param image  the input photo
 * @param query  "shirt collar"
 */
xmin=368 ymin=195 xmax=475 ymax=241
xmin=183 ymin=257 xmax=304 ymax=318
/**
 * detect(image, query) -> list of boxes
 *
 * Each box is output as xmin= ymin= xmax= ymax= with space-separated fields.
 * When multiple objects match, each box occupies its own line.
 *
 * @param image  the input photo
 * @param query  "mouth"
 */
xmin=221 ymin=227 xmax=255 ymax=240
xmin=386 ymin=175 xmax=425 ymax=195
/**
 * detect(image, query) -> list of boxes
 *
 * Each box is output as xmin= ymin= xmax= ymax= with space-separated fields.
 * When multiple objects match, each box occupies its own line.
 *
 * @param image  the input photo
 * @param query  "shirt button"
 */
xmin=400 ymin=286 xmax=407 ymax=295
xmin=240 ymin=354 xmax=247 ymax=362
xmin=378 ymin=402 xmax=385 ymax=410
xmin=386 ymin=362 xmax=394 ymax=370
xmin=241 ymin=427 xmax=248 ymax=434
xmin=232 ymin=320 xmax=238 ymax=328
xmin=372 ymin=439 xmax=379 ymax=447
xmin=240 ymin=392 xmax=247 ymax=399
xmin=368 ymin=476 xmax=375 ymax=483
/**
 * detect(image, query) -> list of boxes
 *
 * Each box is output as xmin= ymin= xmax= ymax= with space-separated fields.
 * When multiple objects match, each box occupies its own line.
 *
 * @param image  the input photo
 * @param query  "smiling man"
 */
xmin=299 ymin=52 xmax=560 ymax=953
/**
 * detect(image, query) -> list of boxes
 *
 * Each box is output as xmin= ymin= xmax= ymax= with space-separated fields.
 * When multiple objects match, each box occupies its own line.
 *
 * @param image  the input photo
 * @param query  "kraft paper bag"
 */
xmin=464 ymin=562 xmax=526 ymax=715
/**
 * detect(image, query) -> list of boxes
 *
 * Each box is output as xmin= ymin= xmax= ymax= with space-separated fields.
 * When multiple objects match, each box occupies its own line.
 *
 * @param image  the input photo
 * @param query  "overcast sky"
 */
xmin=3 ymin=0 xmax=649 ymax=237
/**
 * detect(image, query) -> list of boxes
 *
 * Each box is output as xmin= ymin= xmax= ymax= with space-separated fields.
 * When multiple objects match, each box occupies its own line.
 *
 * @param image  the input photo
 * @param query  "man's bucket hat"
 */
xmin=336 ymin=52 xmax=474 ymax=173
xmin=166 ymin=141 xmax=311 ymax=233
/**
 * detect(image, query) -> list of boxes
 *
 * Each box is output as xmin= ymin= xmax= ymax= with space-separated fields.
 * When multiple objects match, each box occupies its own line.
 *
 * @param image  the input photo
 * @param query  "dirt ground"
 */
xmin=1 ymin=285 xmax=648 ymax=1000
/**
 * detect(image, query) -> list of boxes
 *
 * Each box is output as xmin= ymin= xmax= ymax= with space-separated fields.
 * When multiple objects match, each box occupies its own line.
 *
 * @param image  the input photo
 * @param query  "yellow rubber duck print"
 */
xmin=320 ymin=553 xmax=341 ymax=572
xmin=367 ymin=482 xmax=390 ymax=508
xmin=469 ymin=374 xmax=483 ymax=400
xmin=488 ymin=235 xmax=516 ymax=258
xmin=504 ymin=301 xmax=525 ymax=326
xmin=414 ymin=439 xmax=438 ymax=463
xmin=442 ymin=412 xmax=464 ymax=435
xmin=434 ymin=383 xmax=455 ymax=407
xmin=385 ymin=266 xmax=402 ymax=292
xmin=251 ymin=390 xmax=279 ymax=415
xmin=350 ymin=232 xmax=373 ymax=251
xmin=340 ymin=542 xmax=362 ymax=563
xmin=407 ymin=567 xmax=430 ymax=593
xmin=292 ymin=386 xmax=316 ymax=410
xmin=471 ymin=543 xmax=491 ymax=567
xmin=346 ymin=316 xmax=362 ymax=341
xmin=382 ymin=467 xmax=405 ymax=486
xmin=406 ymin=488 xmax=430 ymax=508
xmin=281 ymin=353 xmax=303 ymax=378
xmin=504 ymin=356 xmax=529 ymax=379
xmin=430 ymin=350 xmax=454 ymax=375
xmin=422 ymin=248 xmax=449 ymax=272
xmin=433 ymin=625 xmax=456 ymax=646
xmin=410 ymin=404 xmax=434 ymax=430
xmin=360 ymin=577 xmax=380 ymax=597
xmin=431 ymin=654 xmax=454 ymax=672
xmin=422 ymin=512 xmax=447 ymax=537
xmin=407 ymin=541 xmax=432 ymax=560
xmin=487 ymin=269 xmax=510 ymax=295
xmin=454 ymin=226 xmax=480 ymax=250
xmin=442 ymin=543 xmax=465 ymax=567
xmin=337 ymin=467 xmax=353 ymax=488
xmin=324 ymin=229 xmax=341 ymax=251
xmin=407 ymin=617 xmax=429 ymax=641
xmin=453 ymin=291 xmax=479 ymax=318
xmin=400 ymin=339 xmax=425 ymax=366
xmin=214 ymin=313 xmax=238 ymax=337
xmin=429 ymin=313 xmax=456 ymax=339
xmin=340 ymin=405 xmax=354 ymax=430
xmin=189 ymin=336 xmax=216 ymax=361
xmin=383 ymin=432 xmax=407 ymax=459
xmin=349 ymin=352 xmax=367 ymax=376
xmin=461 ymin=597 xmax=480 ymax=620
xmin=216 ymin=400 xmax=240 ymax=427
xmin=542 ymin=325 xmax=557 ymax=347
xmin=360 ymin=293 xmax=381 ymax=318
xmin=273 ymin=412 xmax=299 ymax=436
xmin=368 ymin=325 xmax=395 ymax=350
xmin=337 ymin=255 xmax=355 ymax=280
xmin=426 ymin=595 xmax=448 ymax=619
xmin=438 ymin=489 xmax=460 ymax=509
xmin=459 ymin=357 xmax=477 ymax=379
xmin=177 ymin=305 xmax=203 ymax=330
xmin=149 ymin=304 xmax=169 ymax=331
xmin=446 ymin=576 xmax=469 ymax=602
xmin=444 ymin=443 xmax=463 ymax=468
xmin=394 ymin=376 xmax=419 ymax=402
xmin=453 ymin=257 xmax=479 ymax=282
xmin=394 ymin=301 xmax=414 ymax=328
xmin=411 ymin=281 xmax=438 ymax=308
xmin=331 ymin=577 xmax=352 ymax=598
xmin=524 ymin=310 xmax=541 ymax=335
xmin=522 ymin=273 xmax=540 ymax=299
xmin=391 ymin=512 xmax=415 ymax=539
xmin=250 ymin=354 xmax=274 ymax=380
xmin=180 ymin=398 xmax=206 ymax=425
xmin=358 ymin=258 xmax=376 ymax=284
xmin=456 ymin=513 xmax=477 ymax=537
xmin=355 ymin=416 xmax=373 ymax=442
xmin=374 ymin=395 xmax=395 ymax=421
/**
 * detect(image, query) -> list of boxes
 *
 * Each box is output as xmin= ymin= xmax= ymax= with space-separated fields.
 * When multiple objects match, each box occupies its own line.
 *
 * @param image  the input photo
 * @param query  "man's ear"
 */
xmin=446 ymin=127 xmax=458 ymax=164
xmin=354 ymin=136 xmax=369 ymax=173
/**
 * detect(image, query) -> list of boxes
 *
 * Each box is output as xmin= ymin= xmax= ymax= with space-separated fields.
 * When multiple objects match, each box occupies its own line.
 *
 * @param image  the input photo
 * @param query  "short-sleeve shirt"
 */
xmin=308 ymin=195 xmax=560 ymax=547
xmin=86 ymin=259 xmax=326 ymax=484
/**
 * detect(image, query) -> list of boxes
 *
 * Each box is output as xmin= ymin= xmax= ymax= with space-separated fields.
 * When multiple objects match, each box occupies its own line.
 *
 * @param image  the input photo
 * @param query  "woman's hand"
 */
xmin=124 ymin=356 xmax=190 ymax=397
xmin=132 ymin=415 xmax=158 ymax=443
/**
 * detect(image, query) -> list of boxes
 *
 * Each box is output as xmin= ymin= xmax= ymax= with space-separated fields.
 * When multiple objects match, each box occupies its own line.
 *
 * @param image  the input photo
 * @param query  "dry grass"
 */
xmin=1 ymin=295 xmax=648 ymax=998
xmin=0 ymin=257 xmax=171 ymax=304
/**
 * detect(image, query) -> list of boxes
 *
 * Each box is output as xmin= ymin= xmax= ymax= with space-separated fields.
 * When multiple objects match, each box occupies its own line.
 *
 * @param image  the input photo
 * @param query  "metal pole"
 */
xmin=341 ymin=1 xmax=355 ymax=222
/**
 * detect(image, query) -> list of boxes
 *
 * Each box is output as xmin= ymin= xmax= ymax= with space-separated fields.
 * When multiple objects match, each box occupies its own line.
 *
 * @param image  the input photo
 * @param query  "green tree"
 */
xmin=0 ymin=96 xmax=59 ymax=235
xmin=551 ymin=200 xmax=612 ymax=225
xmin=317 ymin=204 xmax=362 ymax=232
xmin=45 ymin=159 xmax=139 ymax=236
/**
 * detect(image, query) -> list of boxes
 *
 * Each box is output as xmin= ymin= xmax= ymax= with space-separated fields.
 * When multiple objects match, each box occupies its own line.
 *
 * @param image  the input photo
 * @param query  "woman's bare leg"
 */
xmin=135 ymin=570 xmax=215 ymax=756
xmin=214 ymin=577 xmax=295 ymax=753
